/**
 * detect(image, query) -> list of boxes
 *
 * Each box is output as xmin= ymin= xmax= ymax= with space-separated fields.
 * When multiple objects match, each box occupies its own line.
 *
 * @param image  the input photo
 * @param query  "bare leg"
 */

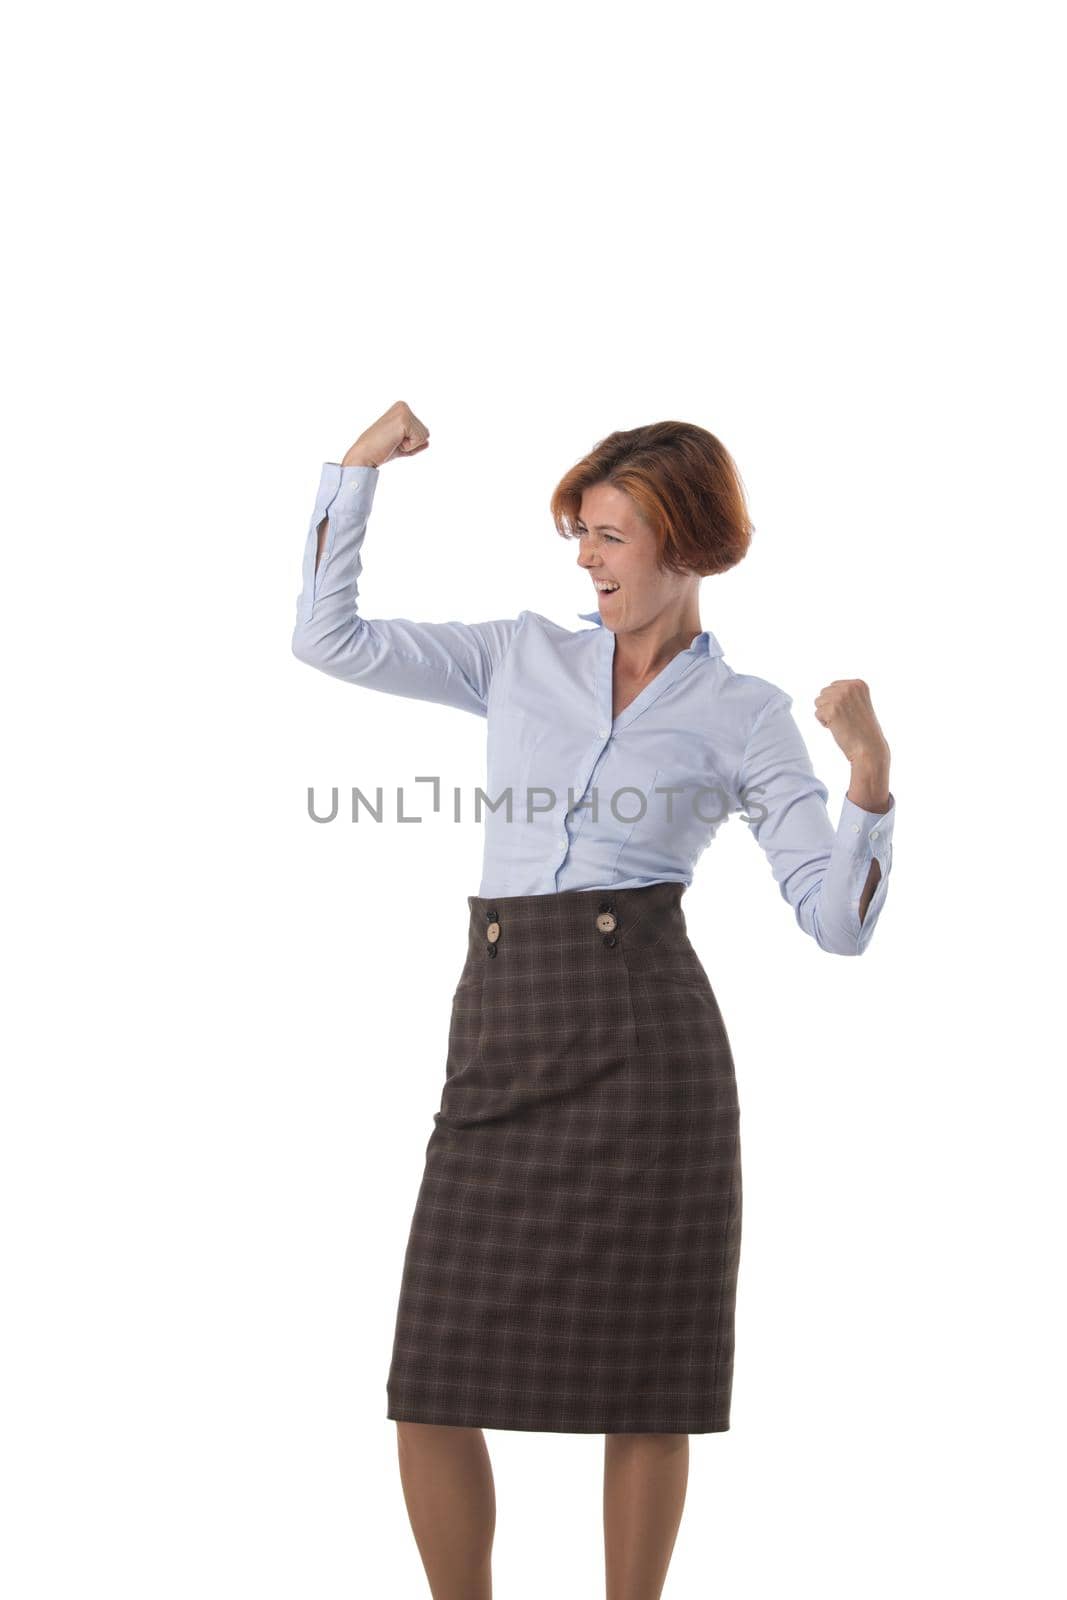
xmin=394 ymin=1422 xmax=496 ymax=1599
xmin=603 ymin=1432 xmax=689 ymax=1600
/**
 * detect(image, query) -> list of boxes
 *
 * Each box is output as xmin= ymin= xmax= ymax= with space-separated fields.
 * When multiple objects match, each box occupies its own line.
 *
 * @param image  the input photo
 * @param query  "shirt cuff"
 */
xmin=838 ymin=790 xmax=894 ymax=862
xmin=317 ymin=461 xmax=379 ymax=524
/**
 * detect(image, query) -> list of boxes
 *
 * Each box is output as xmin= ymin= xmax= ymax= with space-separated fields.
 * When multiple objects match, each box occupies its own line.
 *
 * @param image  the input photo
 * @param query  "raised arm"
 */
xmin=738 ymin=687 xmax=895 ymax=956
xmin=291 ymin=403 xmax=522 ymax=718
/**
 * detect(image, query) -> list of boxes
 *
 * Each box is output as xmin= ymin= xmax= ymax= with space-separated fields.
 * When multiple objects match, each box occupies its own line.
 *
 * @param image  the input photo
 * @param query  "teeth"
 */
xmin=595 ymin=582 xmax=619 ymax=592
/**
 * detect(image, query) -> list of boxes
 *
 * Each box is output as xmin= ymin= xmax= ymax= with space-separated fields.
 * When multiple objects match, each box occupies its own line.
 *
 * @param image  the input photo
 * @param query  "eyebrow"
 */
xmin=575 ymin=519 xmax=625 ymax=533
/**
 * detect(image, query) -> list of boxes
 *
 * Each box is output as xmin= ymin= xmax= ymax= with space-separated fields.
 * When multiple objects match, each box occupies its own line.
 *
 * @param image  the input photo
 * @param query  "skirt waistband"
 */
xmin=466 ymin=880 xmax=690 ymax=956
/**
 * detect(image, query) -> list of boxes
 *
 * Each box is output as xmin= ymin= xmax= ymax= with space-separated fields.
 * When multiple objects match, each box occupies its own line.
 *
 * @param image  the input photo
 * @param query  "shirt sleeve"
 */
xmin=291 ymin=462 xmax=523 ymax=718
xmin=737 ymin=689 xmax=895 ymax=956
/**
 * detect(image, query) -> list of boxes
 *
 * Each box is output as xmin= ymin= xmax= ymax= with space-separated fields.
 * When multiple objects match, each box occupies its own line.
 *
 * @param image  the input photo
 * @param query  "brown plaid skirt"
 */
xmin=385 ymin=880 xmax=743 ymax=1434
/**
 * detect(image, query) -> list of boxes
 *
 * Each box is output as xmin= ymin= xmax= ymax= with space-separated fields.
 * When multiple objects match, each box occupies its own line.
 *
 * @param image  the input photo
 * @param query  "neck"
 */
xmin=613 ymin=607 xmax=704 ymax=678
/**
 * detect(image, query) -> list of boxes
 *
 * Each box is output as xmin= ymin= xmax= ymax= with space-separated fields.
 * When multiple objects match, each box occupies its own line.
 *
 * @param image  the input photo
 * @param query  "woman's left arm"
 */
xmin=819 ymin=679 xmax=893 ymax=926
xmin=738 ymin=681 xmax=895 ymax=956
xmin=843 ymin=749 xmax=892 ymax=923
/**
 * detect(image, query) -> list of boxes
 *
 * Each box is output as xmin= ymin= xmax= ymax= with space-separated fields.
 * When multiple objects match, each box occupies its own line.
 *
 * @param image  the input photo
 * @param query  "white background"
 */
xmin=4 ymin=2 xmax=1063 ymax=1596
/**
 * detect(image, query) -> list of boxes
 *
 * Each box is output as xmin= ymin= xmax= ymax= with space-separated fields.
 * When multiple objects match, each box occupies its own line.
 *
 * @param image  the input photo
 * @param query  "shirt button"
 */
xmin=852 ymin=823 xmax=861 ymax=833
xmin=598 ymin=725 xmax=609 ymax=738
xmin=870 ymin=829 xmax=880 ymax=840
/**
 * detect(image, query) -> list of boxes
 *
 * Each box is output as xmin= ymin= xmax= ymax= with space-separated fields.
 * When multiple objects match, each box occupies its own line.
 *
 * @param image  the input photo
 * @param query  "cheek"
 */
xmin=617 ymin=549 xmax=649 ymax=580
xmin=623 ymin=557 xmax=667 ymax=597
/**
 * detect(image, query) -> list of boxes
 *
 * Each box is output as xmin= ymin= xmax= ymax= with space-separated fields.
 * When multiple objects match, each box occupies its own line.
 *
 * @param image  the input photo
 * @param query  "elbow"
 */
xmin=291 ymin=614 xmax=375 ymax=683
xmin=815 ymin=932 xmax=863 ymax=957
xmin=797 ymin=884 xmax=881 ymax=957
xmin=812 ymin=919 xmax=880 ymax=958
xmin=291 ymin=624 xmax=320 ymax=668
xmin=807 ymin=905 xmax=865 ymax=958
xmin=291 ymin=612 xmax=342 ymax=672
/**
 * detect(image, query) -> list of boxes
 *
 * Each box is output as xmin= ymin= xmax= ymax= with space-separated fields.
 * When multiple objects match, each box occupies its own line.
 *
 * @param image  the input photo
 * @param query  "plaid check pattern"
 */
xmin=385 ymin=880 xmax=743 ymax=1433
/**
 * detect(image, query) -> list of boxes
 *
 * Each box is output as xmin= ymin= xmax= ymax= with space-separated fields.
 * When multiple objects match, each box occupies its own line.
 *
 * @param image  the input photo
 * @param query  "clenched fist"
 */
xmin=341 ymin=401 xmax=431 ymax=469
xmin=814 ymin=679 xmax=890 ymax=766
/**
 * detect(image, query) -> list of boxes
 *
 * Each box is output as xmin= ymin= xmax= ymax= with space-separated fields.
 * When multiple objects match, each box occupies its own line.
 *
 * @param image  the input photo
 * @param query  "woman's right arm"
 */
xmin=291 ymin=403 xmax=523 ymax=719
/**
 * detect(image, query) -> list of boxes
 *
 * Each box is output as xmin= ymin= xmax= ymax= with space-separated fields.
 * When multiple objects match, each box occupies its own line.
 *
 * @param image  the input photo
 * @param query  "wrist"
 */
xmin=847 ymin=754 xmax=891 ymax=813
xmin=341 ymin=453 xmax=378 ymax=469
xmin=849 ymin=740 xmax=890 ymax=773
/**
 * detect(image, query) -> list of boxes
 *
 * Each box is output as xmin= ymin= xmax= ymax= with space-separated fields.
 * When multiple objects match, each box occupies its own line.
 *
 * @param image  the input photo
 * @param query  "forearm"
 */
xmin=847 ymin=746 xmax=892 ymax=923
xmin=847 ymin=746 xmax=891 ymax=813
xmin=316 ymin=451 xmax=379 ymax=573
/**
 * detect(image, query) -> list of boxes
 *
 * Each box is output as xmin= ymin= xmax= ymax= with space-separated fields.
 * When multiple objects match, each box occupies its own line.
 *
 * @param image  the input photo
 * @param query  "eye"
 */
xmin=576 ymin=525 xmax=622 ymax=543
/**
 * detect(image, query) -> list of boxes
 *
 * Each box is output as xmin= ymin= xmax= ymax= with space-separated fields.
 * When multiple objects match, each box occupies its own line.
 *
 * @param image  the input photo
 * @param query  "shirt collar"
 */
xmin=576 ymin=609 xmax=722 ymax=659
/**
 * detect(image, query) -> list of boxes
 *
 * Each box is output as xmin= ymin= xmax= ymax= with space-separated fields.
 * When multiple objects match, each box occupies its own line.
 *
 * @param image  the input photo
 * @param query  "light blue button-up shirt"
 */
xmin=293 ymin=462 xmax=896 ymax=954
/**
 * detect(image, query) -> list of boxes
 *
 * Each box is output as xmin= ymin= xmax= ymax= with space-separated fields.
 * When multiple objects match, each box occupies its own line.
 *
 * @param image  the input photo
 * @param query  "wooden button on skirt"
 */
xmin=385 ymin=880 xmax=743 ymax=1434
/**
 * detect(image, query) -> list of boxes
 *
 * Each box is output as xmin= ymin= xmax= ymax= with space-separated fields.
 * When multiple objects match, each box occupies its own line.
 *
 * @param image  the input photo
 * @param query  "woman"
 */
xmin=291 ymin=400 xmax=895 ymax=1600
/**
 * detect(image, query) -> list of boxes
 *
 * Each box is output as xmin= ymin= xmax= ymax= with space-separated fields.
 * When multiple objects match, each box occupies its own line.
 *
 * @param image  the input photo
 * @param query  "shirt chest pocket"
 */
xmin=567 ymin=750 xmax=662 ymax=883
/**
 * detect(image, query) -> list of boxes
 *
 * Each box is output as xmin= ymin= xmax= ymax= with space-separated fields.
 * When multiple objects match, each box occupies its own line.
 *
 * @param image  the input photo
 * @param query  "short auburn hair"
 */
xmin=550 ymin=420 xmax=754 ymax=577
